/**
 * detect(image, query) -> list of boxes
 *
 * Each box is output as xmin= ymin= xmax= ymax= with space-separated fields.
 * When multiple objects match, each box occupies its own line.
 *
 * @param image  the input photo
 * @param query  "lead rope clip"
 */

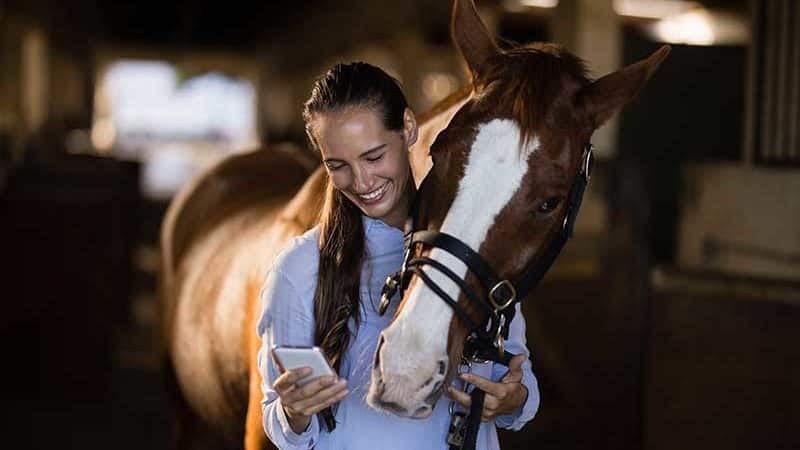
xmin=447 ymin=361 xmax=472 ymax=448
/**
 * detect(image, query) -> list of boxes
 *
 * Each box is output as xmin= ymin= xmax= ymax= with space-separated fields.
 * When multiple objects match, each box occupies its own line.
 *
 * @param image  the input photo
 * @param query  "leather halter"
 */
xmin=378 ymin=143 xmax=594 ymax=364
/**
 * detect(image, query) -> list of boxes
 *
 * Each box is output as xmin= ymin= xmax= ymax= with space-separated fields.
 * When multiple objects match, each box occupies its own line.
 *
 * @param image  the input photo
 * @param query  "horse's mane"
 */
xmin=476 ymin=43 xmax=591 ymax=145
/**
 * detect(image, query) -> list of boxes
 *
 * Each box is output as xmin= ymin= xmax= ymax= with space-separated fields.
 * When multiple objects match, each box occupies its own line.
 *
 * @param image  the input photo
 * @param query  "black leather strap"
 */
xmin=462 ymin=389 xmax=485 ymax=450
xmin=411 ymin=231 xmax=503 ymax=293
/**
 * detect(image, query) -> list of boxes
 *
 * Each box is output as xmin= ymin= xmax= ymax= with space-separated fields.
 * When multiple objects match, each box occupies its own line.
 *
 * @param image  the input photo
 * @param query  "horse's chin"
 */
xmin=367 ymin=367 xmax=444 ymax=419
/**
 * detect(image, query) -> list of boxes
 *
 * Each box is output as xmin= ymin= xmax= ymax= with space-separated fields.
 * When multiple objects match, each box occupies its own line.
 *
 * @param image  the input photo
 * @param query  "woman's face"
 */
xmin=313 ymin=106 xmax=417 ymax=229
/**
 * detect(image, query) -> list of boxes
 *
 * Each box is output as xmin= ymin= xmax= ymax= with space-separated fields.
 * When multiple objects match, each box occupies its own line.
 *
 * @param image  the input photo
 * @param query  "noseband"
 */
xmin=378 ymin=143 xmax=594 ymax=365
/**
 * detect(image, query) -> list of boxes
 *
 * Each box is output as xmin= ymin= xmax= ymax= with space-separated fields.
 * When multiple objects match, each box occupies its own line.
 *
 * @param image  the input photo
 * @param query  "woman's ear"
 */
xmin=403 ymin=107 xmax=418 ymax=147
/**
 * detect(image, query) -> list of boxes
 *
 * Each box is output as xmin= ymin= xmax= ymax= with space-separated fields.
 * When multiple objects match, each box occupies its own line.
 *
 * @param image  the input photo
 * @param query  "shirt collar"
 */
xmin=363 ymin=215 xmax=404 ymax=257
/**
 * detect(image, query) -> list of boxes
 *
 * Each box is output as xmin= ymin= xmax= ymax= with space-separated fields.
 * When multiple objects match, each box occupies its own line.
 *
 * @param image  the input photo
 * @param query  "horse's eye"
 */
xmin=535 ymin=197 xmax=561 ymax=215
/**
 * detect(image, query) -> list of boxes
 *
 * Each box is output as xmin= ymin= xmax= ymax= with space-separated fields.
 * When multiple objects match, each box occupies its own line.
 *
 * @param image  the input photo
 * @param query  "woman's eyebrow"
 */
xmin=324 ymin=144 xmax=387 ymax=163
xmin=359 ymin=144 xmax=387 ymax=157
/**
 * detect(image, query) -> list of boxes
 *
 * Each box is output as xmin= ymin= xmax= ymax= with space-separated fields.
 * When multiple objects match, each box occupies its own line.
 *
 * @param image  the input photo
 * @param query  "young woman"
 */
xmin=257 ymin=62 xmax=539 ymax=450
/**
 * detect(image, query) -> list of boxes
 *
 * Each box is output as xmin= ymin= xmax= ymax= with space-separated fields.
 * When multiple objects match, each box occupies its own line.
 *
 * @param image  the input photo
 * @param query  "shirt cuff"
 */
xmin=274 ymin=397 xmax=320 ymax=447
xmin=494 ymin=360 xmax=540 ymax=431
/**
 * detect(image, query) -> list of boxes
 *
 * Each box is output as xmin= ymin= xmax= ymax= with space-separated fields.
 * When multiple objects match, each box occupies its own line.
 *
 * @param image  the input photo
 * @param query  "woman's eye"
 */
xmin=366 ymin=153 xmax=385 ymax=162
xmin=326 ymin=162 xmax=345 ymax=171
xmin=536 ymin=197 xmax=561 ymax=215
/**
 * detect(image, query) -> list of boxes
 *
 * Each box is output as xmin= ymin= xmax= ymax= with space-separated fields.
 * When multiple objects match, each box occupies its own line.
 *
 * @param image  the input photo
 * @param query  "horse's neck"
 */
xmin=410 ymin=91 xmax=472 ymax=187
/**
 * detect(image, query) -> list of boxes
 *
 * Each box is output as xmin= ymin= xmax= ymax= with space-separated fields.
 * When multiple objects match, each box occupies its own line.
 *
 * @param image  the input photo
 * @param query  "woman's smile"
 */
xmin=356 ymin=181 xmax=390 ymax=204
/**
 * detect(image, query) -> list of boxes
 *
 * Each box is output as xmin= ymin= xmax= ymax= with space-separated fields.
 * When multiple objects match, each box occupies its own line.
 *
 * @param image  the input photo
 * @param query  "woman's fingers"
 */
xmin=448 ymin=385 xmax=505 ymax=422
xmin=481 ymin=396 xmax=499 ymax=422
xmin=273 ymin=367 xmax=311 ymax=394
xmin=446 ymin=386 xmax=472 ymax=409
xmin=283 ymin=375 xmax=339 ymax=405
xmin=459 ymin=373 xmax=506 ymax=399
xmin=291 ymin=378 xmax=349 ymax=416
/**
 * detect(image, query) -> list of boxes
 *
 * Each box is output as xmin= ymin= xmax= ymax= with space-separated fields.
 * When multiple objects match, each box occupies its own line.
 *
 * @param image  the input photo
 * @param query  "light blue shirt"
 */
xmin=257 ymin=216 xmax=539 ymax=450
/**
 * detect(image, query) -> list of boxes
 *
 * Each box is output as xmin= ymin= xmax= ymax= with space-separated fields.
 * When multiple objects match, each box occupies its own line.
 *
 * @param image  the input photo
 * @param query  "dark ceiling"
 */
xmin=5 ymin=0 xmax=749 ymax=51
xmin=7 ymin=0 xmax=330 ymax=48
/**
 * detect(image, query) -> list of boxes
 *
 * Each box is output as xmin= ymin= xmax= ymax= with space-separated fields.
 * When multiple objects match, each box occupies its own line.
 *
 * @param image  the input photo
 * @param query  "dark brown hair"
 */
xmin=303 ymin=62 xmax=408 ymax=429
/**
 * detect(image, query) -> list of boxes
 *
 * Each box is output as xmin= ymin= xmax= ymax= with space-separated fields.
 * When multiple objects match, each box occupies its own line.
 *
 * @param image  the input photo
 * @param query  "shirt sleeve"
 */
xmin=257 ymin=267 xmax=321 ymax=449
xmin=492 ymin=302 xmax=540 ymax=431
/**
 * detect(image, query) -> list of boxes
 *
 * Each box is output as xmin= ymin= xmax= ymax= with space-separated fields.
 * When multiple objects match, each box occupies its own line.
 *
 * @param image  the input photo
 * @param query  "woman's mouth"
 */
xmin=357 ymin=182 xmax=389 ymax=205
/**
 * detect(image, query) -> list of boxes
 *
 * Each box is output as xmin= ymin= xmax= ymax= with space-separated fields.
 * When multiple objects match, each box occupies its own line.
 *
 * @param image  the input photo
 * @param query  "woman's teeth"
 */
xmin=359 ymin=183 xmax=388 ymax=201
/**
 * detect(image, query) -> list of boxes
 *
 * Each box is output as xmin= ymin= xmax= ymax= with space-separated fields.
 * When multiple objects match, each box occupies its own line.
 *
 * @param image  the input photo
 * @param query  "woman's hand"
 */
xmin=446 ymin=354 xmax=528 ymax=422
xmin=272 ymin=367 xmax=349 ymax=433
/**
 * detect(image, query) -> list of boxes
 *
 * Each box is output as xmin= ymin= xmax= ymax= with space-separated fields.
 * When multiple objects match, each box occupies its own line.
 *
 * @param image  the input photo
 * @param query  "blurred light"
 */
xmin=519 ymin=0 xmax=558 ymax=7
xmin=614 ymin=0 xmax=699 ymax=19
xmin=654 ymin=9 xmax=715 ymax=45
xmin=99 ymin=60 xmax=257 ymax=153
xmin=91 ymin=118 xmax=116 ymax=152
xmin=503 ymin=0 xmax=558 ymax=12
xmin=422 ymin=72 xmax=459 ymax=103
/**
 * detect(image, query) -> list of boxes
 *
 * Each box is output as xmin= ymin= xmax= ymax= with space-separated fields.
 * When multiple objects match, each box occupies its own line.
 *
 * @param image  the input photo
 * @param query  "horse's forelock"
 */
xmin=474 ymin=43 xmax=591 ymax=147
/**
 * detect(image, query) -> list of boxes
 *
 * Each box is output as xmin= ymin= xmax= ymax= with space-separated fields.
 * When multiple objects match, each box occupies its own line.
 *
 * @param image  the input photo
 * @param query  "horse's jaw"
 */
xmin=366 ymin=306 xmax=452 ymax=418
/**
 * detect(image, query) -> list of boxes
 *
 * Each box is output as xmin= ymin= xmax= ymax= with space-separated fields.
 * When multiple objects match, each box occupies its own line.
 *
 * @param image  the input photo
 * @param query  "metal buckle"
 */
xmin=488 ymin=280 xmax=516 ymax=311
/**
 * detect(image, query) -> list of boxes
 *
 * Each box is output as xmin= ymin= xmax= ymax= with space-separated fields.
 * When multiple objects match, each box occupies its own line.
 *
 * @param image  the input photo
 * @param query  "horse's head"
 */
xmin=367 ymin=0 xmax=668 ymax=418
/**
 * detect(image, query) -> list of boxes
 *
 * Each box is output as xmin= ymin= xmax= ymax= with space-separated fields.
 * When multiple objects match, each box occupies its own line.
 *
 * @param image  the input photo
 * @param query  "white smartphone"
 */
xmin=271 ymin=345 xmax=336 ymax=387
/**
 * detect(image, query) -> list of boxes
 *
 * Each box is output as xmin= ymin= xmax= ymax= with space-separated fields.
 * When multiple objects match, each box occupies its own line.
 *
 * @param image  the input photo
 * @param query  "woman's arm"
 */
xmin=257 ymin=267 xmax=322 ymax=449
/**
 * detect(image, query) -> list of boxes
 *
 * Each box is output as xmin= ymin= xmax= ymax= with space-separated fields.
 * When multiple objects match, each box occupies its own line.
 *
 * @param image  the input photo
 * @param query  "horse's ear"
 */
xmin=578 ymin=45 xmax=670 ymax=128
xmin=451 ymin=0 xmax=499 ymax=78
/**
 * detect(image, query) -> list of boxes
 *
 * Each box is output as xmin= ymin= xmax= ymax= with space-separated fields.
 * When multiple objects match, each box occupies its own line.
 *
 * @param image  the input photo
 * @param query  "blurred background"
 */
xmin=0 ymin=0 xmax=798 ymax=449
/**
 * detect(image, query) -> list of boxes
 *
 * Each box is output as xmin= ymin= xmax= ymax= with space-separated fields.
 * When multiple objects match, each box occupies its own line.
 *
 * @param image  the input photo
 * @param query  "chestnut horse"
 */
xmin=160 ymin=0 xmax=668 ymax=448
xmin=366 ymin=0 xmax=668 ymax=418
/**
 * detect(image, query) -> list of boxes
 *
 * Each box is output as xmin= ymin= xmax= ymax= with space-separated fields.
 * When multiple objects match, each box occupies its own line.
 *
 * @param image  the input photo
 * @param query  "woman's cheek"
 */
xmin=330 ymin=172 xmax=351 ymax=191
xmin=385 ymin=151 xmax=407 ymax=176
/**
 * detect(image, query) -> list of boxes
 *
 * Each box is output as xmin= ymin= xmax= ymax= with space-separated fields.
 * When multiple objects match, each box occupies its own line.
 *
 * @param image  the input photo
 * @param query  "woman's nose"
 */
xmin=352 ymin=164 xmax=372 ymax=192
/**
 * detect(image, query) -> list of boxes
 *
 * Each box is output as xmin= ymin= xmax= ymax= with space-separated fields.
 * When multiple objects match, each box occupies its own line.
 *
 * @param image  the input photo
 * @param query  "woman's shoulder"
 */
xmin=270 ymin=225 xmax=321 ymax=283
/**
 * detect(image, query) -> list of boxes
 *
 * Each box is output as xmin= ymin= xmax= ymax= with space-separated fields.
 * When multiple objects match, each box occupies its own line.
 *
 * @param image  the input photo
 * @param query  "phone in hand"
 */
xmin=271 ymin=345 xmax=336 ymax=387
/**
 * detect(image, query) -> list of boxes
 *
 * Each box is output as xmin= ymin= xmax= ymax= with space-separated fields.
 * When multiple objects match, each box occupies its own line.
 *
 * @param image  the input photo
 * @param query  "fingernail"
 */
xmin=459 ymin=373 xmax=469 ymax=381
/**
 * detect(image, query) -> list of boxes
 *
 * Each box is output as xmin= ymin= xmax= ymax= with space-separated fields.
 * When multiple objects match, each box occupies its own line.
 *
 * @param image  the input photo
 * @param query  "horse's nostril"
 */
xmin=378 ymin=400 xmax=407 ymax=415
xmin=374 ymin=335 xmax=385 ymax=369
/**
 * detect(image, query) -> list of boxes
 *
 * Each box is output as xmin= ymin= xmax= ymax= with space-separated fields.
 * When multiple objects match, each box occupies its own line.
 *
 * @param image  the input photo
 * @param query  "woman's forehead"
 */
xmin=315 ymin=108 xmax=395 ymax=157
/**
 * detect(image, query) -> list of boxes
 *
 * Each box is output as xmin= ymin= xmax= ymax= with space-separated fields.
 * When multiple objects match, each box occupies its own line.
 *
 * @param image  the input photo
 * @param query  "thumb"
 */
xmin=510 ymin=354 xmax=526 ymax=371
xmin=502 ymin=355 xmax=526 ymax=382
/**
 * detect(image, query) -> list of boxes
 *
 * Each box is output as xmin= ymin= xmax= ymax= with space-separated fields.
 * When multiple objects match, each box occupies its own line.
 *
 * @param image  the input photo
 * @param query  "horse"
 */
xmin=365 ymin=0 xmax=669 ymax=420
xmin=160 ymin=0 xmax=668 ymax=448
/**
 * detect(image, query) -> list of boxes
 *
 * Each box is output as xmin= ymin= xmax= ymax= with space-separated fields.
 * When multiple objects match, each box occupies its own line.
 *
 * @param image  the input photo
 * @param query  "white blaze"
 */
xmin=379 ymin=119 xmax=539 ymax=387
